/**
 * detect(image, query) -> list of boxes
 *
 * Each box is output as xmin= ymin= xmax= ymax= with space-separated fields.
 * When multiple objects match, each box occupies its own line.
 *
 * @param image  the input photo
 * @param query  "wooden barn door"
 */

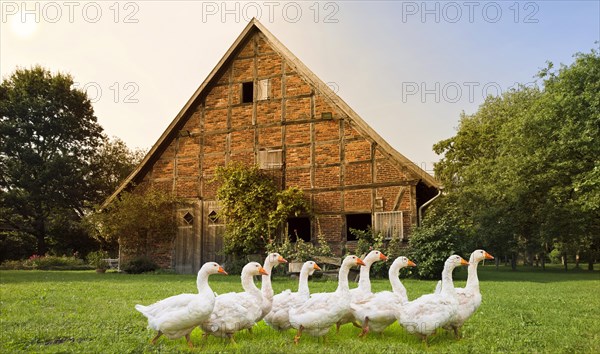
xmin=202 ymin=200 xmax=225 ymax=264
xmin=174 ymin=201 xmax=202 ymax=274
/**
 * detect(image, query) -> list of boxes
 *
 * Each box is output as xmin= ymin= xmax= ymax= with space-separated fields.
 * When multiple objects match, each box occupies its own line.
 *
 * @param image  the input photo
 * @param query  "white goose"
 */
xmin=441 ymin=249 xmax=494 ymax=337
xmin=337 ymin=250 xmax=387 ymax=331
xmin=289 ymin=255 xmax=365 ymax=344
xmin=258 ymin=252 xmax=288 ymax=321
xmin=264 ymin=261 xmax=321 ymax=331
xmin=135 ymin=262 xmax=227 ymax=348
xmin=199 ymin=262 xmax=268 ymax=343
xmin=396 ymin=255 xmax=469 ymax=345
xmin=351 ymin=256 xmax=416 ymax=337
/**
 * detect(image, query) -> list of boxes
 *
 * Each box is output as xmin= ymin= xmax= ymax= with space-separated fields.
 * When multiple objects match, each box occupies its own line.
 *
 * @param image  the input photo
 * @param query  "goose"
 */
xmin=135 ymin=262 xmax=227 ymax=348
xmin=440 ymin=249 xmax=494 ymax=337
xmin=264 ymin=261 xmax=321 ymax=331
xmin=336 ymin=250 xmax=387 ymax=331
xmin=289 ymin=255 xmax=365 ymax=344
xmin=396 ymin=255 xmax=468 ymax=345
xmin=258 ymin=252 xmax=288 ymax=321
xmin=351 ymin=256 xmax=416 ymax=337
xmin=199 ymin=262 xmax=268 ymax=343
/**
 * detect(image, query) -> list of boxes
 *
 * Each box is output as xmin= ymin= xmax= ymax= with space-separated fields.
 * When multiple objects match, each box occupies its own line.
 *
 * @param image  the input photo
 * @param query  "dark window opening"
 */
xmin=208 ymin=210 xmax=220 ymax=224
xmin=183 ymin=212 xmax=194 ymax=225
xmin=287 ymin=217 xmax=311 ymax=242
xmin=346 ymin=213 xmax=372 ymax=241
xmin=241 ymin=81 xmax=253 ymax=103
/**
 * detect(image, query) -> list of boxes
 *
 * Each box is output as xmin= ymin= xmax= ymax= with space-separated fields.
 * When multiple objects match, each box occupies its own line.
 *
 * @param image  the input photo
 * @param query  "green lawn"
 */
xmin=1 ymin=266 xmax=599 ymax=353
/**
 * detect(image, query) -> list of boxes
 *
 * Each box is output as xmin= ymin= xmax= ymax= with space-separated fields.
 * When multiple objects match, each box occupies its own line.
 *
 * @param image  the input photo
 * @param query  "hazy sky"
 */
xmin=2 ymin=1 xmax=598 ymax=173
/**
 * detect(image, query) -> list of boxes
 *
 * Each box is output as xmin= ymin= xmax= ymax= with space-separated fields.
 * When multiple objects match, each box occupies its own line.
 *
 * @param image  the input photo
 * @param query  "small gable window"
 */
xmin=241 ymin=81 xmax=254 ymax=103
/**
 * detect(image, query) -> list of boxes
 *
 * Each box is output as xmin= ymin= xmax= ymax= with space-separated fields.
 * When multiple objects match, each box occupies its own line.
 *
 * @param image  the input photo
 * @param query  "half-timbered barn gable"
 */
xmin=105 ymin=19 xmax=439 ymax=273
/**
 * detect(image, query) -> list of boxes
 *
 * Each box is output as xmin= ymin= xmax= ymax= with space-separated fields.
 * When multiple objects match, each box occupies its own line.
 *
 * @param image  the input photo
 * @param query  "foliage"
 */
xmin=4 ymin=254 xmax=89 ymax=270
xmin=0 ymin=66 xmax=104 ymax=256
xmin=86 ymin=250 xmax=109 ymax=270
xmin=89 ymin=137 xmax=146 ymax=203
xmin=0 ymin=230 xmax=36 ymax=262
xmin=1 ymin=268 xmax=599 ymax=352
xmin=408 ymin=196 xmax=474 ymax=279
xmin=214 ymin=163 xmax=309 ymax=255
xmin=267 ymin=226 xmax=333 ymax=263
xmin=348 ymin=227 xmax=416 ymax=278
xmin=87 ymin=189 xmax=177 ymax=261
xmin=121 ymin=256 xmax=158 ymax=274
xmin=432 ymin=49 xmax=600 ymax=269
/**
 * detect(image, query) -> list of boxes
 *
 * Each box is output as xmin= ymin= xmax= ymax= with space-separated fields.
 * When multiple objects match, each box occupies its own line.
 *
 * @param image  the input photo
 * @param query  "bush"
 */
xmin=122 ymin=256 xmax=158 ymax=274
xmin=22 ymin=254 xmax=88 ymax=270
xmin=222 ymin=258 xmax=247 ymax=275
xmin=87 ymin=250 xmax=110 ymax=270
xmin=408 ymin=197 xmax=474 ymax=279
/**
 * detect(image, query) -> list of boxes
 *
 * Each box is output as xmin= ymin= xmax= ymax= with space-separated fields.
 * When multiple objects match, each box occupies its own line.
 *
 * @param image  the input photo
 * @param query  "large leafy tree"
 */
xmin=0 ymin=66 xmax=104 ymax=255
xmin=433 ymin=49 xmax=600 ymax=269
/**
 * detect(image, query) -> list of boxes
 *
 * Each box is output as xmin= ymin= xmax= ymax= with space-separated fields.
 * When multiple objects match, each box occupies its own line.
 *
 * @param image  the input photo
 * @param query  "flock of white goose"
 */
xmin=135 ymin=249 xmax=494 ymax=347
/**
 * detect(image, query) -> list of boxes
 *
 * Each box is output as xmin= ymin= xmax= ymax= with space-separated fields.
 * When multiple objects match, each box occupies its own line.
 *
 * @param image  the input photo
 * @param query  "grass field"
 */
xmin=1 ymin=265 xmax=599 ymax=353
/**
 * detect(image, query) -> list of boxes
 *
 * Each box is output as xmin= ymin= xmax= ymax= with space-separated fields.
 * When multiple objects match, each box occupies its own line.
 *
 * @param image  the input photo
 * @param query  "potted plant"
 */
xmin=87 ymin=250 xmax=109 ymax=273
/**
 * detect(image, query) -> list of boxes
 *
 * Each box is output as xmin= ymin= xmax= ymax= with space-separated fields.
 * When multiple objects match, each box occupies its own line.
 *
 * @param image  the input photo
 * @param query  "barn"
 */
xmin=105 ymin=19 xmax=440 ymax=273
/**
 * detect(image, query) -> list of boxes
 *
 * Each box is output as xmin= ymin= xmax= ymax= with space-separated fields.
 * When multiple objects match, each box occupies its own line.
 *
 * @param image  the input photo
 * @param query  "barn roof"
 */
xmin=103 ymin=18 xmax=439 ymax=208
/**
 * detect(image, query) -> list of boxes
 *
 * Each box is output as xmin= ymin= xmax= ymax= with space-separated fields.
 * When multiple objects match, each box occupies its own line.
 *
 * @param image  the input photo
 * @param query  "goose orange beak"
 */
xmin=259 ymin=267 xmax=269 ymax=276
xmin=460 ymin=257 xmax=469 ymax=266
xmin=408 ymin=259 xmax=417 ymax=267
xmin=484 ymin=252 xmax=494 ymax=260
xmin=218 ymin=266 xmax=228 ymax=275
xmin=278 ymin=255 xmax=288 ymax=263
xmin=356 ymin=258 xmax=366 ymax=266
xmin=380 ymin=253 xmax=388 ymax=261
xmin=313 ymin=263 xmax=322 ymax=271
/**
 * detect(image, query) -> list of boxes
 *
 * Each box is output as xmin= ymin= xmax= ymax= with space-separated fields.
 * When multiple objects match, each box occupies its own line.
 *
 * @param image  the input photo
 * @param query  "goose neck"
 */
xmin=466 ymin=255 xmax=480 ymax=291
xmin=242 ymin=271 xmax=262 ymax=298
xmin=336 ymin=264 xmax=351 ymax=293
xmin=298 ymin=269 xmax=310 ymax=295
xmin=357 ymin=260 xmax=373 ymax=291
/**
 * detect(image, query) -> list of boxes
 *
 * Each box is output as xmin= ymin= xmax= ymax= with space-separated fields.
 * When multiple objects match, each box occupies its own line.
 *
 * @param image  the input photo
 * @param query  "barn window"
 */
xmin=208 ymin=210 xmax=220 ymax=224
xmin=373 ymin=211 xmax=404 ymax=240
xmin=183 ymin=212 xmax=194 ymax=225
xmin=346 ymin=213 xmax=372 ymax=241
xmin=258 ymin=149 xmax=283 ymax=169
xmin=257 ymin=79 xmax=271 ymax=100
xmin=288 ymin=217 xmax=311 ymax=242
xmin=241 ymin=81 xmax=253 ymax=103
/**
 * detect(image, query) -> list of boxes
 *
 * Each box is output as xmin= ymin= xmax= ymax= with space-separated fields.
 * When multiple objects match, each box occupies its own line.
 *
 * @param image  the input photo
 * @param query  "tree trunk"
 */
xmin=541 ymin=254 xmax=546 ymax=271
xmin=34 ymin=209 xmax=47 ymax=255
xmin=562 ymin=253 xmax=568 ymax=271
xmin=510 ymin=253 xmax=517 ymax=271
xmin=588 ymin=258 xmax=594 ymax=271
xmin=495 ymin=257 xmax=500 ymax=270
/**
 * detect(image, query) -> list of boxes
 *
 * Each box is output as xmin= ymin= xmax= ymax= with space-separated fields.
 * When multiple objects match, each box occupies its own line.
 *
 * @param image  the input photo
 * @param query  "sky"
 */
xmin=1 ymin=1 xmax=599 ymax=174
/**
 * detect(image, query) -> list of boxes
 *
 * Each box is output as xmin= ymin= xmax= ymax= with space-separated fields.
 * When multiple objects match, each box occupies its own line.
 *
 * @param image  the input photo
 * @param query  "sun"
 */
xmin=10 ymin=12 xmax=39 ymax=38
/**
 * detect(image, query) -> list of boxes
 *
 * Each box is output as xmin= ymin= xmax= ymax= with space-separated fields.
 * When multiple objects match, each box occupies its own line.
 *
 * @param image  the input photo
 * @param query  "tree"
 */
xmin=214 ymin=163 xmax=309 ymax=255
xmin=0 ymin=66 xmax=104 ymax=255
xmin=89 ymin=136 xmax=146 ymax=202
xmin=433 ymin=49 xmax=600 ymax=269
xmin=408 ymin=195 xmax=474 ymax=279
xmin=86 ymin=188 xmax=177 ymax=263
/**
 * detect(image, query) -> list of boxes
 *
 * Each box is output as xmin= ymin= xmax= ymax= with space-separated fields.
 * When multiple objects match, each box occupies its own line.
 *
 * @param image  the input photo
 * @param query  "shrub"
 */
xmin=87 ymin=250 xmax=110 ymax=270
xmin=122 ymin=256 xmax=158 ymax=274
xmin=408 ymin=197 xmax=474 ymax=279
xmin=22 ymin=254 xmax=88 ymax=270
